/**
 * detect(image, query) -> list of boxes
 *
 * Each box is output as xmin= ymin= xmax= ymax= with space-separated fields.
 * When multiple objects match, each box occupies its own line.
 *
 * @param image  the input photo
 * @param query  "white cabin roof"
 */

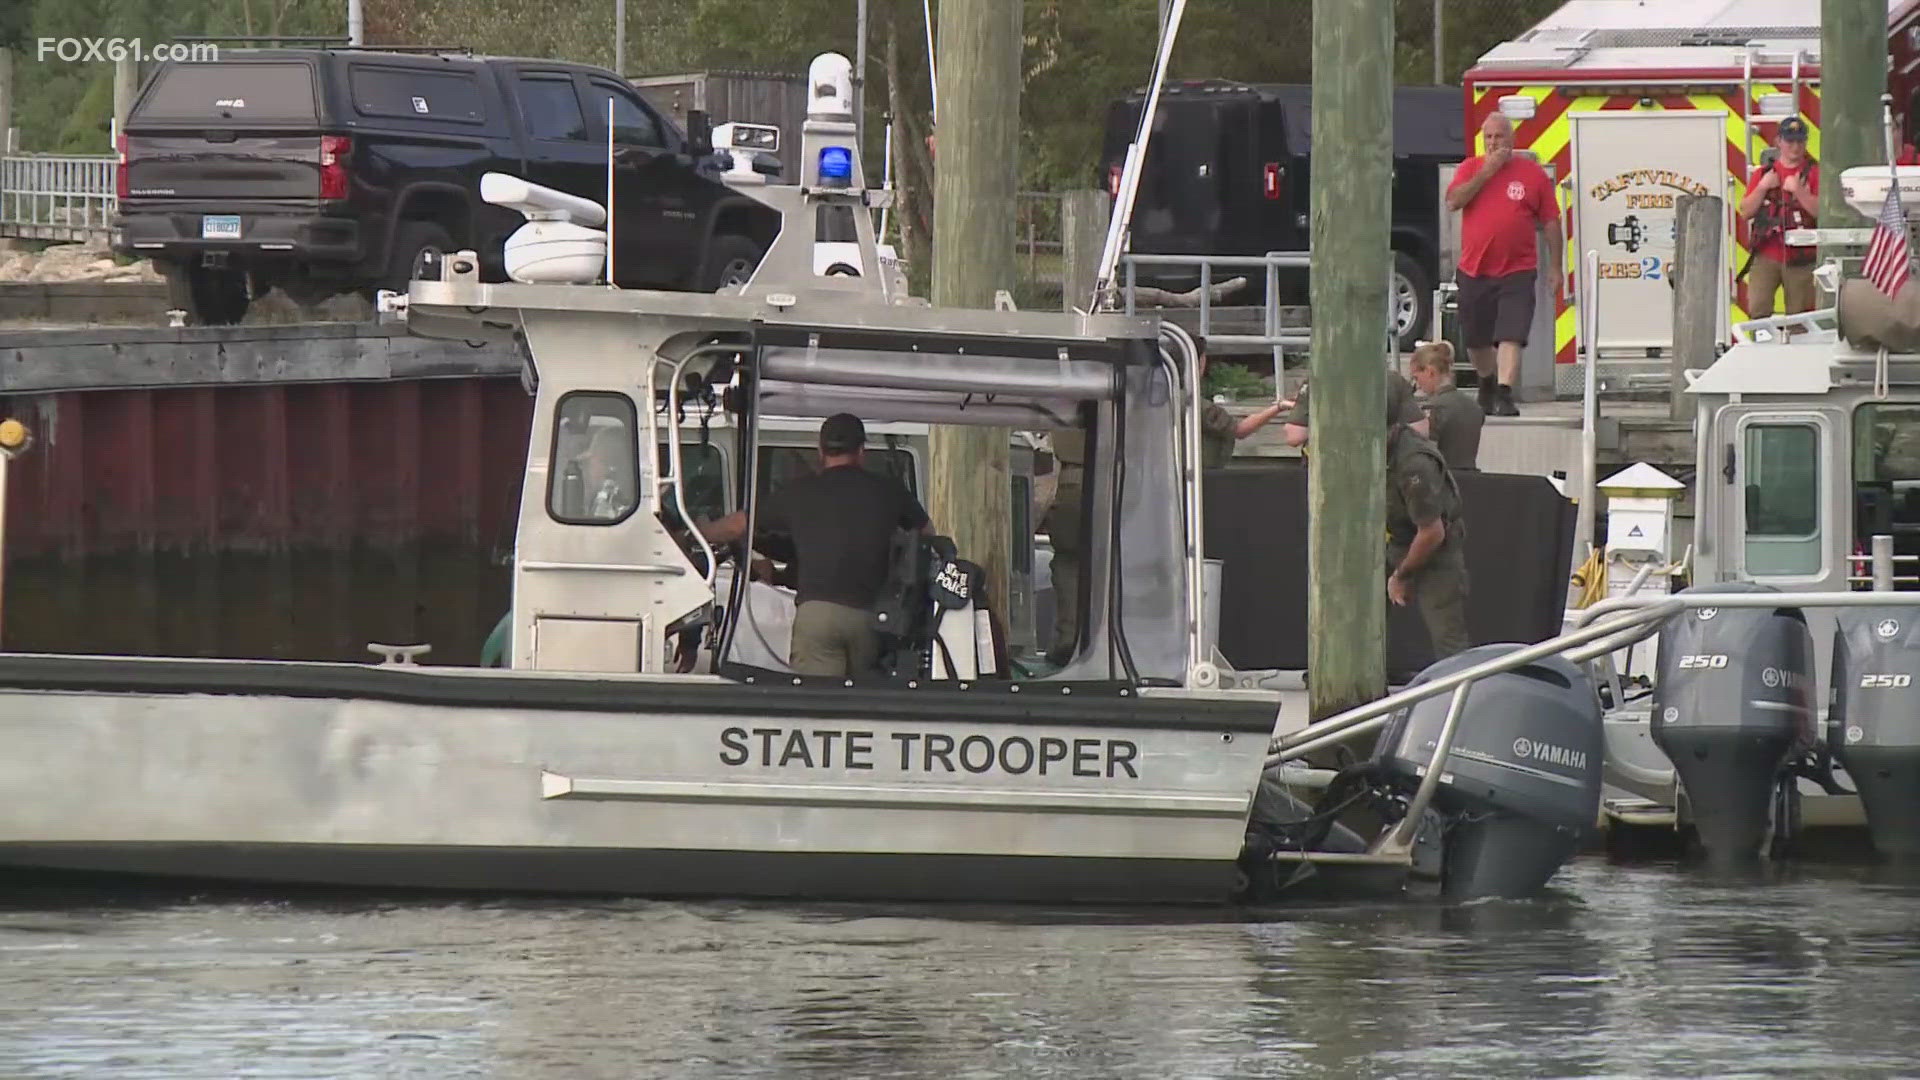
xmin=1528 ymin=0 xmax=1878 ymax=34
xmin=1683 ymin=340 xmax=1836 ymax=397
xmin=1470 ymin=0 xmax=1872 ymax=76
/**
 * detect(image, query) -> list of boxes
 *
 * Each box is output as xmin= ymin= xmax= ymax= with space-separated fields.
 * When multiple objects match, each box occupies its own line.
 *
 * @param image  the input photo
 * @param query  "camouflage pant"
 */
xmin=1393 ymin=551 xmax=1471 ymax=662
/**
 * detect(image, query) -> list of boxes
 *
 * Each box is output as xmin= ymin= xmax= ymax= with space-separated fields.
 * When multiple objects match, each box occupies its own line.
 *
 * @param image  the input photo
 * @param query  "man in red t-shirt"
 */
xmin=1445 ymin=112 xmax=1562 ymax=417
xmin=1737 ymin=115 xmax=1819 ymax=319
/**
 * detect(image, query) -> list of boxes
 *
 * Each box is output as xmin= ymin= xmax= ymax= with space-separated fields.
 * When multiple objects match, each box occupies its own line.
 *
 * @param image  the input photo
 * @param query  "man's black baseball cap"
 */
xmin=820 ymin=412 xmax=866 ymax=453
xmin=1778 ymin=115 xmax=1809 ymax=142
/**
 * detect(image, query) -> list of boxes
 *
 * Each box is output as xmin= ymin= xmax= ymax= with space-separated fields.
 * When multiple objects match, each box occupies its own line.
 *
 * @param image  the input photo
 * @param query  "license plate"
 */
xmin=201 ymin=215 xmax=241 ymax=239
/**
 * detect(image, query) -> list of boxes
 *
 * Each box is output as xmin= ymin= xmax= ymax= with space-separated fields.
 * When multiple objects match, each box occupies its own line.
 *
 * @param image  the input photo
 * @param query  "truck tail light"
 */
xmin=115 ymin=133 xmax=129 ymax=200
xmin=1263 ymin=162 xmax=1282 ymax=201
xmin=319 ymin=135 xmax=351 ymax=200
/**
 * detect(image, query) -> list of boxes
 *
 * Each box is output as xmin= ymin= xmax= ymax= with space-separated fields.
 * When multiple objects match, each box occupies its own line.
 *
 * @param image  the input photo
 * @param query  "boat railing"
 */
xmin=1259 ymin=540 xmax=1920 ymax=868
xmin=1732 ymin=307 xmax=1838 ymax=343
xmin=1119 ymin=251 xmax=1313 ymax=356
xmin=1153 ymin=320 xmax=1212 ymax=689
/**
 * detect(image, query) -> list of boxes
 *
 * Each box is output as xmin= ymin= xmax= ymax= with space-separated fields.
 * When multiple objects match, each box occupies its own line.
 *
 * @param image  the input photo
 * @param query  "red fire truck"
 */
xmin=1463 ymin=0 xmax=1920 ymax=364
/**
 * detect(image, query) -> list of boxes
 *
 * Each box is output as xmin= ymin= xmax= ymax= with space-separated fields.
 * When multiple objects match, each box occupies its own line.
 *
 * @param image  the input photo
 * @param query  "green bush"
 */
xmin=1203 ymin=361 xmax=1273 ymax=402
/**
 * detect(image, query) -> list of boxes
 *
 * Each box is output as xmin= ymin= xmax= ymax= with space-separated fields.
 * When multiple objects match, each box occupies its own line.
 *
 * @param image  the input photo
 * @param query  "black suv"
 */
xmin=1101 ymin=82 xmax=1464 ymax=353
xmin=116 ymin=49 xmax=781 ymax=324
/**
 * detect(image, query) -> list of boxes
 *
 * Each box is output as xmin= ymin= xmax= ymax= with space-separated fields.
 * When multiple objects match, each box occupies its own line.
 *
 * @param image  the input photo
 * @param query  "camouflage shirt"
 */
xmin=1285 ymin=371 xmax=1424 ymax=431
xmin=1420 ymin=386 xmax=1485 ymax=471
xmin=1200 ymin=401 xmax=1238 ymax=468
xmin=1386 ymin=425 xmax=1466 ymax=567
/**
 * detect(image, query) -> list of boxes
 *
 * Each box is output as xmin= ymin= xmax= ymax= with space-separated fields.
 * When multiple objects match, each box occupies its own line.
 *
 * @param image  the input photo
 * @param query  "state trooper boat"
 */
xmin=1572 ymin=165 xmax=1920 ymax=865
xmin=0 ymin=52 xmax=1619 ymax=905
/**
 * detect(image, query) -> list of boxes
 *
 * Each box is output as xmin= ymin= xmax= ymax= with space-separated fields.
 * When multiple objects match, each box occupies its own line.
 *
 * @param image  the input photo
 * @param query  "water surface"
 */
xmin=2 ymin=859 xmax=1917 ymax=1078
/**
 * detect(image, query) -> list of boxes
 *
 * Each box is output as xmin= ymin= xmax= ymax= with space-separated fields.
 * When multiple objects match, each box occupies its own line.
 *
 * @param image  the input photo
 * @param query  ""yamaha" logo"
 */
xmin=1512 ymin=737 xmax=1588 ymax=770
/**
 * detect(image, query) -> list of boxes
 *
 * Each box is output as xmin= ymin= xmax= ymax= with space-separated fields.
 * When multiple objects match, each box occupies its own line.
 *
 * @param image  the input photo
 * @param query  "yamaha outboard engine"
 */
xmin=1651 ymin=583 xmax=1814 ymax=860
xmin=1375 ymin=644 xmax=1604 ymax=900
xmin=1830 ymin=609 xmax=1920 ymax=860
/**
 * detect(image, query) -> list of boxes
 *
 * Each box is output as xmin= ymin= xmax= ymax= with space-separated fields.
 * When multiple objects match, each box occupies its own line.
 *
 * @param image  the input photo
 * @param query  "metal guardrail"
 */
xmin=0 ymin=154 xmax=118 ymax=242
xmin=1259 ymin=536 xmax=1920 ymax=869
xmin=1120 ymin=251 xmax=1312 ymax=361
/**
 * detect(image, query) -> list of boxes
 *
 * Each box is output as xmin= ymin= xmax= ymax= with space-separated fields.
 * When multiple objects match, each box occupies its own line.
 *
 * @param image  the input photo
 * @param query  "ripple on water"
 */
xmin=0 ymin=860 xmax=1916 ymax=1077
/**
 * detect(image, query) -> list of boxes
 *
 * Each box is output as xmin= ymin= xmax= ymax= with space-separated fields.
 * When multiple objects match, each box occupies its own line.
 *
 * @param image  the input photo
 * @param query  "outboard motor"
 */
xmin=1375 ymin=644 xmax=1604 ymax=900
xmin=1830 ymin=609 xmax=1920 ymax=860
xmin=1650 ymin=583 xmax=1815 ymax=860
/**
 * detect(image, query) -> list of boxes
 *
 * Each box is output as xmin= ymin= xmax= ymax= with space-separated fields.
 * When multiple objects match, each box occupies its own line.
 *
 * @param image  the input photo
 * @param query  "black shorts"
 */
xmin=1458 ymin=269 xmax=1537 ymax=349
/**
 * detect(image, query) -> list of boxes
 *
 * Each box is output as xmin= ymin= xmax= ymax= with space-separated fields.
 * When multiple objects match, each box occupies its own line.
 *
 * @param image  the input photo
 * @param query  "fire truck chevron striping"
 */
xmin=1464 ymin=79 xmax=1823 ymax=365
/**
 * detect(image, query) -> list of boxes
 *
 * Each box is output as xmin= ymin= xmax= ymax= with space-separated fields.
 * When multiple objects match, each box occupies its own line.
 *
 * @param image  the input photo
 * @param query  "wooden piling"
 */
xmin=1307 ymin=0 xmax=1394 ymax=719
xmin=1671 ymin=195 xmax=1722 ymax=421
xmin=1819 ymin=0 xmax=1888 ymax=261
xmin=928 ymin=0 xmax=1021 ymax=613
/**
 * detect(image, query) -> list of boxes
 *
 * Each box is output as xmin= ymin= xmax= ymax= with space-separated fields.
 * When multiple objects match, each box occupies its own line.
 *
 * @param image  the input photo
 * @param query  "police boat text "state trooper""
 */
xmin=719 ymin=726 xmax=1142 ymax=778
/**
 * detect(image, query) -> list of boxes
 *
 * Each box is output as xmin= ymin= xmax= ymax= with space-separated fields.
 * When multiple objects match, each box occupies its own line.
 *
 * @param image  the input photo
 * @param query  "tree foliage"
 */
xmin=6 ymin=0 xmax=341 ymax=153
xmin=3 ymin=0 xmax=1564 ymax=178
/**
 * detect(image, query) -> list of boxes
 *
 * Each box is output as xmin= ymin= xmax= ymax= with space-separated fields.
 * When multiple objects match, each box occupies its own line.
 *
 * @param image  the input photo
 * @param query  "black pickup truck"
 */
xmin=1101 ymin=81 xmax=1465 ymax=353
xmin=116 ymin=49 xmax=781 ymax=324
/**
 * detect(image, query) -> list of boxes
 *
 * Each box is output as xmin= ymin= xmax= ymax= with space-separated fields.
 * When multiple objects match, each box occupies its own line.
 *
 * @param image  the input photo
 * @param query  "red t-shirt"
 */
xmin=1449 ymin=155 xmax=1559 ymax=278
xmin=1744 ymin=157 xmax=1819 ymax=263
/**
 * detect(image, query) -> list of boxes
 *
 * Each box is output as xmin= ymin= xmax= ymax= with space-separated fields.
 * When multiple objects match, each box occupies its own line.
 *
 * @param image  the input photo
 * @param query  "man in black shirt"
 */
xmin=700 ymin=413 xmax=931 ymax=676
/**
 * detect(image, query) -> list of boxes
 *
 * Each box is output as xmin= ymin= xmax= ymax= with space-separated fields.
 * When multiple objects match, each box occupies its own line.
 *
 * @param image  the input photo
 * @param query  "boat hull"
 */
xmin=0 ymin=655 xmax=1280 ymax=904
xmin=0 ymin=842 xmax=1239 ymax=903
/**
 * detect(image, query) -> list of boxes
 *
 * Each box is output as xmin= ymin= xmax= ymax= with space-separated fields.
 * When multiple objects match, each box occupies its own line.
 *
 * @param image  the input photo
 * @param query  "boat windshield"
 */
xmin=1852 ymin=400 xmax=1920 ymax=589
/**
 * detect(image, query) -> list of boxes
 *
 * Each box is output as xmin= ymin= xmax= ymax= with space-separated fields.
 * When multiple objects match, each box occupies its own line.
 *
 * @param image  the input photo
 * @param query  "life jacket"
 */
xmin=1757 ymin=159 xmax=1818 ymax=259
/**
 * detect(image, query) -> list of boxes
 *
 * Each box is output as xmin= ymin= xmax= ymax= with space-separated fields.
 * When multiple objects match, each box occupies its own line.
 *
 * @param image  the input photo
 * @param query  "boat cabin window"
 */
xmin=1743 ymin=421 xmax=1821 ymax=576
xmin=1852 ymin=402 xmax=1920 ymax=587
xmin=549 ymin=392 xmax=640 ymax=525
xmin=1010 ymin=473 xmax=1033 ymax=574
xmin=656 ymin=441 xmax=728 ymax=528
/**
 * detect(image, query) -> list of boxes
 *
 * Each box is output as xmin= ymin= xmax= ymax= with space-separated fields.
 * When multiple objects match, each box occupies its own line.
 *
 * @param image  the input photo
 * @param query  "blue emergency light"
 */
xmin=818 ymin=146 xmax=853 ymax=188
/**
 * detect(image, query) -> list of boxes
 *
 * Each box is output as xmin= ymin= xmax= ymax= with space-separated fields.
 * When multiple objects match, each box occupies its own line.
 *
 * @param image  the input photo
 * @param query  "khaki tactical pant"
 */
xmin=1390 ymin=553 xmax=1470 ymax=663
xmin=790 ymin=600 xmax=880 ymax=677
xmin=1748 ymin=254 xmax=1817 ymax=319
xmin=1413 ymin=559 xmax=1471 ymax=661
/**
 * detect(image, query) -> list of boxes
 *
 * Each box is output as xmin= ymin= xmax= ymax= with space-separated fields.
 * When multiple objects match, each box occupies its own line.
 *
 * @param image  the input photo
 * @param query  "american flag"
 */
xmin=1863 ymin=183 xmax=1914 ymax=297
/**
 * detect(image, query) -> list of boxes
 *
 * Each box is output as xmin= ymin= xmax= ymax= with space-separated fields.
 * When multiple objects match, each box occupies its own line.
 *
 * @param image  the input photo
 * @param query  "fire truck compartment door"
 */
xmin=1570 ymin=110 xmax=1731 ymax=352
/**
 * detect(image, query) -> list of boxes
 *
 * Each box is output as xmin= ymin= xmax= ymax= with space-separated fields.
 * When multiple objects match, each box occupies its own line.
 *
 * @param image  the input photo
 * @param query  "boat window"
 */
xmin=1851 ymin=402 xmax=1920 ymax=588
xmin=755 ymin=446 xmax=915 ymax=508
xmin=656 ymin=441 xmax=728 ymax=528
xmin=1743 ymin=421 xmax=1820 ymax=577
xmin=1010 ymin=472 xmax=1033 ymax=575
xmin=549 ymin=392 xmax=640 ymax=525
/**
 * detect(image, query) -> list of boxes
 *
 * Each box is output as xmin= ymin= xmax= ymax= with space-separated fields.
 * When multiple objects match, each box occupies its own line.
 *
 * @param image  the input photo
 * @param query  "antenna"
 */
xmin=606 ymin=97 xmax=617 ymax=288
xmin=923 ymin=0 xmax=939 ymax=123
xmin=1092 ymin=0 xmax=1189 ymax=311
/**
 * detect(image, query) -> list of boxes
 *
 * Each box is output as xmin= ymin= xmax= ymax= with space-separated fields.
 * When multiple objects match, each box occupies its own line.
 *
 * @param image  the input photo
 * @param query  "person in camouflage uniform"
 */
xmin=1194 ymin=335 xmax=1286 ymax=468
xmin=1387 ymin=421 xmax=1471 ymax=660
xmin=1281 ymin=369 xmax=1427 ymax=447
xmin=1406 ymin=340 xmax=1483 ymax=472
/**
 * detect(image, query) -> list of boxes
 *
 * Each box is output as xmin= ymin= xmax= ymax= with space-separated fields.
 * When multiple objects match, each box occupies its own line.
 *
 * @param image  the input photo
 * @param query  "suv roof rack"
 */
xmin=175 ymin=36 xmax=350 ymax=44
xmin=174 ymin=37 xmax=475 ymax=54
